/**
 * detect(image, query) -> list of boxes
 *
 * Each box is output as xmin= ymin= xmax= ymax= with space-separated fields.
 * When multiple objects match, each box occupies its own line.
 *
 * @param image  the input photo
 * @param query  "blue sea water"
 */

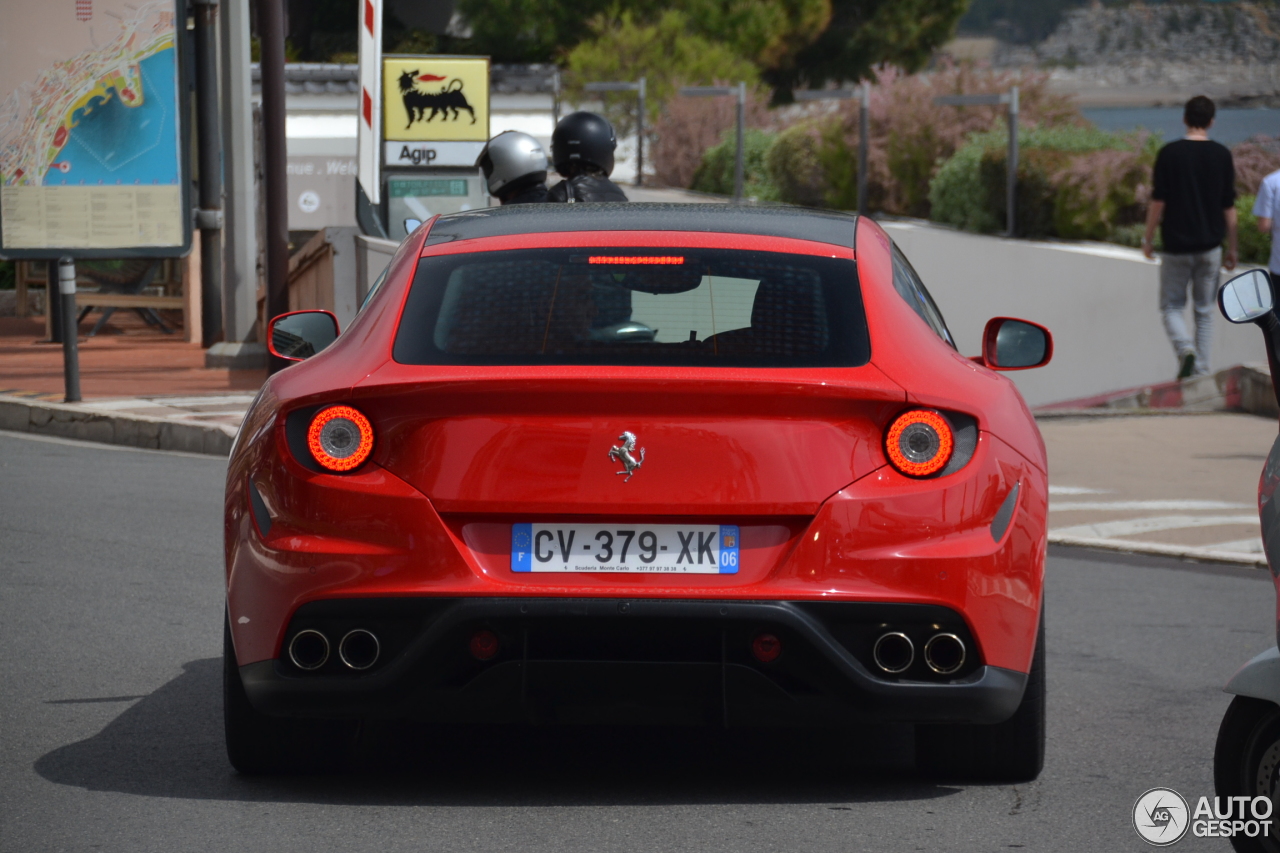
xmin=1082 ymin=107 xmax=1280 ymax=147
xmin=43 ymin=48 xmax=180 ymax=186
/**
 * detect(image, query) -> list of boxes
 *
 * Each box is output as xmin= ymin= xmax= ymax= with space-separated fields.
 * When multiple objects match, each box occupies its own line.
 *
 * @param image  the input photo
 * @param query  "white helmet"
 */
xmin=476 ymin=131 xmax=549 ymax=195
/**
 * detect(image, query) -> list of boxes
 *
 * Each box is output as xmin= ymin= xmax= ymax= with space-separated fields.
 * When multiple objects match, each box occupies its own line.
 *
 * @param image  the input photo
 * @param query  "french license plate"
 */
xmin=511 ymin=523 xmax=739 ymax=574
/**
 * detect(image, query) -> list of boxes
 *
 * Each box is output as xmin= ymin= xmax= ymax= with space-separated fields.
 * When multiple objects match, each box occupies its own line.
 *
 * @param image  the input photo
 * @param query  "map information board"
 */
xmin=0 ymin=0 xmax=187 ymax=255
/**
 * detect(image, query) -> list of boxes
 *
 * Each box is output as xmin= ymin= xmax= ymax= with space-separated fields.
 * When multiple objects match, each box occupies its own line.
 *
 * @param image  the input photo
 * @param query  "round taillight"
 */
xmin=307 ymin=405 xmax=374 ymax=472
xmin=885 ymin=409 xmax=954 ymax=478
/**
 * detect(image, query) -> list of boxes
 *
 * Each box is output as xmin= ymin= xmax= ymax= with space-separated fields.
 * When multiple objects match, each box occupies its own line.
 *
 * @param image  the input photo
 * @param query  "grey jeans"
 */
xmin=1159 ymin=247 xmax=1220 ymax=374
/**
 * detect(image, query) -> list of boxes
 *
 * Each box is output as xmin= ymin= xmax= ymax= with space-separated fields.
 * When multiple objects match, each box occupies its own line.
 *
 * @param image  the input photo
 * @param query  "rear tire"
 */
xmin=1214 ymin=695 xmax=1280 ymax=853
xmin=915 ymin=612 xmax=1045 ymax=782
xmin=223 ymin=613 xmax=357 ymax=774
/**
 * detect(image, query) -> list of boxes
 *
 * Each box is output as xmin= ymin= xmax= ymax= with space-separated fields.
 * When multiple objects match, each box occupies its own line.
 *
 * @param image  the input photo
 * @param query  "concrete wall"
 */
xmin=880 ymin=220 xmax=1267 ymax=408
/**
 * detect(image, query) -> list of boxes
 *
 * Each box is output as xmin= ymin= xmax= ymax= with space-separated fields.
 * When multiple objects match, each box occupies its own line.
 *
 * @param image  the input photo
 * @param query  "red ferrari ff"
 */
xmin=224 ymin=203 xmax=1052 ymax=778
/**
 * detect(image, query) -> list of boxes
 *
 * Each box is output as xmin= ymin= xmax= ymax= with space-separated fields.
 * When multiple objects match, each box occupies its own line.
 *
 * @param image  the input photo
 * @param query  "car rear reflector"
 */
xmin=885 ymin=409 xmax=954 ymax=478
xmin=470 ymin=629 xmax=499 ymax=660
xmin=751 ymin=633 xmax=782 ymax=663
xmin=307 ymin=405 xmax=374 ymax=472
xmin=588 ymin=256 xmax=684 ymax=265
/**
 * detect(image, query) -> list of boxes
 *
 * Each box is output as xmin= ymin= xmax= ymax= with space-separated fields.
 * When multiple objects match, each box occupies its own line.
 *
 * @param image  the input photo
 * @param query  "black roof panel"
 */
xmin=422 ymin=203 xmax=859 ymax=249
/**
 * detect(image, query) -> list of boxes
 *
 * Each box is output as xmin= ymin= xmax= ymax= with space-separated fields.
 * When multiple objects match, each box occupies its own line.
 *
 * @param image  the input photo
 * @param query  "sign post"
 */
xmin=356 ymin=0 xmax=386 ymax=237
xmin=380 ymin=56 xmax=491 ymax=239
xmin=58 ymin=259 xmax=81 ymax=402
xmin=934 ymin=87 xmax=1020 ymax=237
xmin=795 ymin=83 xmax=872 ymax=215
xmin=0 ymin=0 xmax=193 ymax=401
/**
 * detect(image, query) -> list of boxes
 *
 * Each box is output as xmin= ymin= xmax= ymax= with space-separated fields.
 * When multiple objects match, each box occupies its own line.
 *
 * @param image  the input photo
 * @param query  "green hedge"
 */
xmin=765 ymin=122 xmax=826 ymax=207
xmin=929 ymin=125 xmax=1157 ymax=241
xmin=690 ymin=128 xmax=780 ymax=201
xmin=1238 ymin=194 xmax=1274 ymax=267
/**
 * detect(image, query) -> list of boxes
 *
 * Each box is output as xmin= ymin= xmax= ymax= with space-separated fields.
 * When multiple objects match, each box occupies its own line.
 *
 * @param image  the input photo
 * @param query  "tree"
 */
xmin=564 ymin=10 xmax=759 ymax=136
xmin=455 ymin=0 xmax=621 ymax=63
xmin=766 ymin=0 xmax=969 ymax=95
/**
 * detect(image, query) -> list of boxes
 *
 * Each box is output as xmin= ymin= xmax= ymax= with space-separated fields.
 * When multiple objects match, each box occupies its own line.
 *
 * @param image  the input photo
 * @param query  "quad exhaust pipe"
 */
xmin=924 ymin=633 xmax=966 ymax=675
xmin=288 ymin=629 xmax=330 ymax=670
xmin=287 ymin=628 xmax=381 ymax=671
xmin=339 ymin=628 xmax=380 ymax=670
xmin=873 ymin=631 xmax=967 ymax=676
xmin=873 ymin=632 xmax=914 ymax=674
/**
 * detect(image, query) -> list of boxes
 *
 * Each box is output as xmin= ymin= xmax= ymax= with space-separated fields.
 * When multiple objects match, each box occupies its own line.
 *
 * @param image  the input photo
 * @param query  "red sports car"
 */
xmin=224 ymin=204 xmax=1052 ymax=778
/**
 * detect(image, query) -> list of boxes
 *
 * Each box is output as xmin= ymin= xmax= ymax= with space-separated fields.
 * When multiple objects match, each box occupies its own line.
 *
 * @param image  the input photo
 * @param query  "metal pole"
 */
xmin=635 ymin=77 xmax=645 ymax=188
xmin=1007 ymin=85 xmax=1019 ymax=238
xmin=734 ymin=81 xmax=745 ymax=204
xmin=552 ymin=68 xmax=561 ymax=125
xmin=858 ymin=81 xmax=869 ymax=216
xmin=259 ymin=0 xmax=291 ymax=373
xmin=219 ymin=0 xmax=258 ymax=347
xmin=58 ymin=258 xmax=81 ymax=403
xmin=46 ymin=260 xmax=62 ymax=343
xmin=194 ymin=0 xmax=223 ymax=347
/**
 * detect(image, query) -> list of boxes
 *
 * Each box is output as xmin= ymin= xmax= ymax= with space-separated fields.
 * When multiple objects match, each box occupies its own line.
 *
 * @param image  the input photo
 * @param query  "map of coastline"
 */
xmin=0 ymin=2 xmax=177 ymax=188
xmin=0 ymin=0 xmax=183 ymax=250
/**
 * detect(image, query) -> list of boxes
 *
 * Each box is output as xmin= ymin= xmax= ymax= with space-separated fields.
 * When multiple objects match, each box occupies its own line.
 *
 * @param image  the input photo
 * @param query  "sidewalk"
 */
xmin=1041 ymin=412 xmax=1272 ymax=566
xmin=0 ymin=315 xmax=265 ymax=399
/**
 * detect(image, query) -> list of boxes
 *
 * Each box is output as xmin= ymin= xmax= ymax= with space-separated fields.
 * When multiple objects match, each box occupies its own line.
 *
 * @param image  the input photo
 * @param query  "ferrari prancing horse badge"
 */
xmin=608 ymin=431 xmax=645 ymax=482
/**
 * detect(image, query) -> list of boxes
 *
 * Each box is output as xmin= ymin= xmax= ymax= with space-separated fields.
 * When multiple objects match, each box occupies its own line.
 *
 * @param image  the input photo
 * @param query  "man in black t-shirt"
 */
xmin=1142 ymin=95 xmax=1238 ymax=379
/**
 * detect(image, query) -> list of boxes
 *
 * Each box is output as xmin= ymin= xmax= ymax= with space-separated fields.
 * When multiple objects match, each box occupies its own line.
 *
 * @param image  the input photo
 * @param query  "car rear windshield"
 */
xmin=393 ymin=247 xmax=869 ymax=367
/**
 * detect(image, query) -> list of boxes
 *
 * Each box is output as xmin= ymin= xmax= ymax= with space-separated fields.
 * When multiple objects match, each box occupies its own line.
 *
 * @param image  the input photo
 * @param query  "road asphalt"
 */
xmin=0 ymin=429 xmax=1275 ymax=851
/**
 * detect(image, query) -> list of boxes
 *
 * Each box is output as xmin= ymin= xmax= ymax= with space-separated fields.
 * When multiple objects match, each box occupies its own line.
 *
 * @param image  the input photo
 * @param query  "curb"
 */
xmin=1035 ymin=408 xmax=1241 ymax=420
xmin=1035 ymin=364 xmax=1278 ymax=419
xmin=1049 ymin=533 xmax=1268 ymax=568
xmin=0 ymin=395 xmax=235 ymax=457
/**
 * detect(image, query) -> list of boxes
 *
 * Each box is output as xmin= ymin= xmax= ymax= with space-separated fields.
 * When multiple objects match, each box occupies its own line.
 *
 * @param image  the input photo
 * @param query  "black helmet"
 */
xmin=551 ymin=111 xmax=616 ymax=177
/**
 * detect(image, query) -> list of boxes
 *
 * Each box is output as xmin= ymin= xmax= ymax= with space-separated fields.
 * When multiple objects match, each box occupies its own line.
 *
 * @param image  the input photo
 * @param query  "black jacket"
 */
xmin=548 ymin=175 xmax=629 ymax=203
xmin=499 ymin=183 xmax=550 ymax=205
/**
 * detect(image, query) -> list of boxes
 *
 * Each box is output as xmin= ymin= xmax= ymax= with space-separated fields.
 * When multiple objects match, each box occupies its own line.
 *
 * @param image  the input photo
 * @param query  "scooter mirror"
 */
xmin=1218 ymin=269 xmax=1274 ymax=324
xmin=404 ymin=218 xmax=423 ymax=233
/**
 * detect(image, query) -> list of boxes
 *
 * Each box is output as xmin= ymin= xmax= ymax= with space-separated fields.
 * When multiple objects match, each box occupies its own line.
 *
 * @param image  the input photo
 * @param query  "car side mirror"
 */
xmin=404 ymin=218 xmax=423 ymax=233
xmin=1218 ymin=269 xmax=1274 ymax=324
xmin=267 ymin=310 xmax=339 ymax=361
xmin=977 ymin=317 xmax=1053 ymax=370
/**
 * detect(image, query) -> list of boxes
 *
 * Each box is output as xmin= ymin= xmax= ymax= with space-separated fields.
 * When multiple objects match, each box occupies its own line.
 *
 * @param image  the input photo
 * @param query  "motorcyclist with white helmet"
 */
xmin=547 ymin=111 xmax=629 ymax=203
xmin=476 ymin=130 xmax=551 ymax=205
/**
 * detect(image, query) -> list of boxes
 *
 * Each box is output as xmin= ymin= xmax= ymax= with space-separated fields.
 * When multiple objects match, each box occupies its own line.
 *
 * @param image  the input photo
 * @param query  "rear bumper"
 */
xmin=241 ymin=597 xmax=1029 ymax=725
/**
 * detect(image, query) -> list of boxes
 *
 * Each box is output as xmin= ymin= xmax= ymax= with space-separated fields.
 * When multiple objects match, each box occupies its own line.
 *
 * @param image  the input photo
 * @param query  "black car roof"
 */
xmin=421 ymin=203 xmax=860 ymax=249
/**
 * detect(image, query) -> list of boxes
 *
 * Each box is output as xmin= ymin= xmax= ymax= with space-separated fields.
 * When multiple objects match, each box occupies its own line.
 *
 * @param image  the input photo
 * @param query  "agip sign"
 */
xmin=382 ymin=56 xmax=490 ymax=168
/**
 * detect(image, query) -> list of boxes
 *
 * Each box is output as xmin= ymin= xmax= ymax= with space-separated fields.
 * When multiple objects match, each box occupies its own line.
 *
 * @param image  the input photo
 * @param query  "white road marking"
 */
xmin=1048 ymin=533 xmax=1268 ymax=566
xmin=1051 ymin=515 xmax=1259 ymax=539
xmin=1051 ymin=500 xmax=1253 ymax=512
xmin=1048 ymin=485 xmax=1108 ymax=495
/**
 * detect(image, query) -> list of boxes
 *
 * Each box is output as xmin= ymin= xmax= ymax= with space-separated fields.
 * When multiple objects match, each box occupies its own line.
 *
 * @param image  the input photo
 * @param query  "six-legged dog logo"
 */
xmin=1133 ymin=788 xmax=1190 ymax=846
xmin=607 ymin=431 xmax=645 ymax=482
xmin=397 ymin=70 xmax=477 ymax=127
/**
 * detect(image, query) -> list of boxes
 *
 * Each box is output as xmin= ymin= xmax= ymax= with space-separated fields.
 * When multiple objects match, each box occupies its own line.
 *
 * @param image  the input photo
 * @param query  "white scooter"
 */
xmin=1214 ymin=267 xmax=1280 ymax=853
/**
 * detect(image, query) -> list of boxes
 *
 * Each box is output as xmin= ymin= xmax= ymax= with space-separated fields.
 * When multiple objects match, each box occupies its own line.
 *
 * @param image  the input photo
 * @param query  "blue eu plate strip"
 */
xmin=510 ymin=523 xmax=533 ymax=572
xmin=719 ymin=525 xmax=740 ymax=574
